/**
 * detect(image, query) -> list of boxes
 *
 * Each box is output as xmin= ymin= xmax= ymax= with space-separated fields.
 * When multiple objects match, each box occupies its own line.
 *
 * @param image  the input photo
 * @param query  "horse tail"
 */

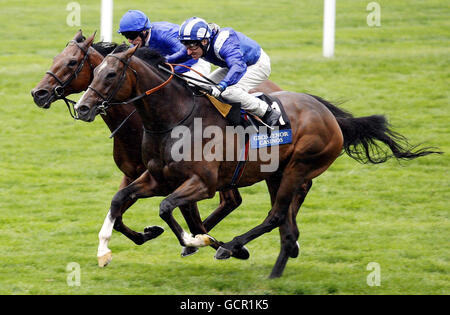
xmin=308 ymin=94 xmax=443 ymax=164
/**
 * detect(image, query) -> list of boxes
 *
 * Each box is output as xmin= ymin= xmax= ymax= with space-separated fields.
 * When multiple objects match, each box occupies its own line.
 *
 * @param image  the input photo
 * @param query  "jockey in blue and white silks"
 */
xmin=167 ymin=17 xmax=281 ymax=126
xmin=117 ymin=10 xmax=210 ymax=79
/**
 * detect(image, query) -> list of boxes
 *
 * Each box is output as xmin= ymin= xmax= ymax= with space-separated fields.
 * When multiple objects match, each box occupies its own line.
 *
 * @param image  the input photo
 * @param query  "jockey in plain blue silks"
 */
xmin=117 ymin=10 xmax=210 ymax=79
xmin=167 ymin=17 xmax=281 ymax=126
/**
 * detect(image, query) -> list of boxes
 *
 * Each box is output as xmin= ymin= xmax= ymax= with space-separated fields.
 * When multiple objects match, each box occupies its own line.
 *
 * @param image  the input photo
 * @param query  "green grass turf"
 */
xmin=0 ymin=0 xmax=448 ymax=294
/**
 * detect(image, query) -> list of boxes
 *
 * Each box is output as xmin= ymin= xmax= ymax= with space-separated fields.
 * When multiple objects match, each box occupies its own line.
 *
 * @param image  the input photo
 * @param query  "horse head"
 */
xmin=31 ymin=30 xmax=96 ymax=108
xmin=74 ymin=45 xmax=138 ymax=122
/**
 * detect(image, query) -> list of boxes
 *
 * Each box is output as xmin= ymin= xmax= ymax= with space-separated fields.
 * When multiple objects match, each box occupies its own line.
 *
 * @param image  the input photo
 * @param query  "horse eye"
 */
xmin=68 ymin=60 xmax=77 ymax=67
xmin=106 ymin=72 xmax=117 ymax=79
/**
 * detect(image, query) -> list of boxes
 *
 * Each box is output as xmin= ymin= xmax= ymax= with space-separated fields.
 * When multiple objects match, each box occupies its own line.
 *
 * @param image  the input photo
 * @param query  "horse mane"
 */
xmin=92 ymin=42 xmax=128 ymax=56
xmin=133 ymin=48 xmax=193 ymax=93
xmin=91 ymin=43 xmax=167 ymax=67
xmin=133 ymin=48 xmax=185 ymax=85
xmin=134 ymin=47 xmax=167 ymax=68
xmin=71 ymin=30 xmax=129 ymax=57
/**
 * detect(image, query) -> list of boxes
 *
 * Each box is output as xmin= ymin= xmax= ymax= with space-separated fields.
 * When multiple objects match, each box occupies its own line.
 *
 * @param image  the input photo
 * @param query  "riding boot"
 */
xmin=262 ymin=105 xmax=281 ymax=127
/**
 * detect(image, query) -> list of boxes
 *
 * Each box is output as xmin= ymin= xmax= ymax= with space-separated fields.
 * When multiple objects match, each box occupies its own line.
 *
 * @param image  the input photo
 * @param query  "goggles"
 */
xmin=121 ymin=31 xmax=141 ymax=40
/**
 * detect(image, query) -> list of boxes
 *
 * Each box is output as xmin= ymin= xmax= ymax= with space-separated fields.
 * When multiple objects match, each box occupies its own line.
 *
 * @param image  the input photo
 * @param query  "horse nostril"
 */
xmin=77 ymin=105 xmax=91 ymax=115
xmin=34 ymin=89 xmax=50 ymax=99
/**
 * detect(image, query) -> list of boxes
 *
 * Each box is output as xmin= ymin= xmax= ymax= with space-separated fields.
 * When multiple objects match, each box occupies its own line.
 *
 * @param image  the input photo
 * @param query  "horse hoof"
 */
xmin=232 ymin=246 xmax=250 ymax=260
xmin=181 ymin=246 xmax=199 ymax=257
xmin=98 ymin=251 xmax=112 ymax=268
xmin=214 ymin=246 xmax=232 ymax=260
xmin=144 ymin=226 xmax=164 ymax=240
xmin=290 ymin=241 xmax=300 ymax=258
xmin=269 ymin=270 xmax=283 ymax=279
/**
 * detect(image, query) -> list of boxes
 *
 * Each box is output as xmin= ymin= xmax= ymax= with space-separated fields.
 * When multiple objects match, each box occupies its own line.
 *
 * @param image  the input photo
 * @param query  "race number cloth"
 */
xmin=247 ymin=92 xmax=292 ymax=149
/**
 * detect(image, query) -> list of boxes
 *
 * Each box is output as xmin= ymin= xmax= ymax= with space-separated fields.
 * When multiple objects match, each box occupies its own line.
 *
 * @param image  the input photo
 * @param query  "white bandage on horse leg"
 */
xmin=182 ymin=231 xmax=214 ymax=247
xmin=97 ymin=210 xmax=116 ymax=257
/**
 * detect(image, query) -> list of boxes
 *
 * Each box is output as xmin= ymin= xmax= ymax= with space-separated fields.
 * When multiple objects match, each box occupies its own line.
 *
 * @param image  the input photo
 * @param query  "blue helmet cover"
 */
xmin=118 ymin=10 xmax=151 ymax=33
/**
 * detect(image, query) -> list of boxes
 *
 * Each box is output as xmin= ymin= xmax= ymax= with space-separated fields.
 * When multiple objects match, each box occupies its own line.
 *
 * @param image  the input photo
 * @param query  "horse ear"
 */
xmin=124 ymin=45 xmax=139 ymax=59
xmin=73 ymin=29 xmax=83 ymax=41
xmin=83 ymin=31 xmax=97 ymax=48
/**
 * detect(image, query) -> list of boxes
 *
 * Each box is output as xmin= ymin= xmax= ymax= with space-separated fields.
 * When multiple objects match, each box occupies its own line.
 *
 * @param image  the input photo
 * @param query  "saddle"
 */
xmin=206 ymin=92 xmax=291 ymax=132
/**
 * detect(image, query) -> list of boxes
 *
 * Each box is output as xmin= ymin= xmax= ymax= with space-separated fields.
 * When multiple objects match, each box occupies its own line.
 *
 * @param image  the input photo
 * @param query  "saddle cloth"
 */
xmin=206 ymin=92 xmax=292 ymax=188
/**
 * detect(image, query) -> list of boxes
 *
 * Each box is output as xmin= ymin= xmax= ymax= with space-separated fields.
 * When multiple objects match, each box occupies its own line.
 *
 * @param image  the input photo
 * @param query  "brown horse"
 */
xmin=74 ymin=45 xmax=440 ymax=277
xmin=31 ymin=31 xmax=281 ymax=257
xmin=31 ymin=31 xmax=166 ymax=246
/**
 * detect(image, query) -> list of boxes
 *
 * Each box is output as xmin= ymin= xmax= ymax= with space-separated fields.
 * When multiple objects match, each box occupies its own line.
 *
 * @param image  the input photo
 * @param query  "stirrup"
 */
xmin=262 ymin=106 xmax=281 ymax=127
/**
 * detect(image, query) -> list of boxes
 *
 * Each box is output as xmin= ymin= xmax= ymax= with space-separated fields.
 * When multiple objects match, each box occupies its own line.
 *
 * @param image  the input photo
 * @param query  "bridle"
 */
xmin=88 ymin=53 xmax=174 ymax=113
xmin=46 ymin=40 xmax=93 ymax=118
xmin=86 ymin=54 xmax=139 ymax=115
xmin=86 ymin=54 xmax=175 ymax=112
xmin=84 ymin=54 xmax=199 ymax=134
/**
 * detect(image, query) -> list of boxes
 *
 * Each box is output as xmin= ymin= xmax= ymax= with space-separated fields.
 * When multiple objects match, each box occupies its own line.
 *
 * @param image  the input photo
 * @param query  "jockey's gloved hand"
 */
xmin=210 ymin=85 xmax=224 ymax=98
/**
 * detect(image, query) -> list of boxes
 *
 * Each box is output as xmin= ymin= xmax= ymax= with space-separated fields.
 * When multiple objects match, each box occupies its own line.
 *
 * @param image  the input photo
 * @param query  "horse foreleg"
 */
xmin=180 ymin=188 xmax=243 ymax=257
xmin=114 ymin=172 xmax=165 ymax=245
xmin=179 ymin=203 xmax=206 ymax=257
xmin=159 ymin=175 xmax=217 ymax=249
xmin=97 ymin=170 xmax=165 ymax=267
xmin=97 ymin=210 xmax=115 ymax=268
xmin=114 ymin=175 xmax=149 ymax=245
xmin=101 ymin=176 xmax=138 ymax=247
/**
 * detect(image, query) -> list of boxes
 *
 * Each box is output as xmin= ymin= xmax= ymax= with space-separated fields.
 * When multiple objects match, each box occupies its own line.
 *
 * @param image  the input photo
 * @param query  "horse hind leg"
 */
xmin=270 ymin=180 xmax=312 ymax=279
xmin=214 ymin=154 xmax=323 ymax=268
xmin=203 ymin=188 xmax=242 ymax=231
xmin=215 ymin=161 xmax=310 ymax=261
xmin=208 ymin=189 xmax=251 ymax=259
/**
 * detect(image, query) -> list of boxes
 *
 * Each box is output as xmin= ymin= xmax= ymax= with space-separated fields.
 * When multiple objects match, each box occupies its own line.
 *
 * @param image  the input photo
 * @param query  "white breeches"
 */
xmin=184 ymin=58 xmax=211 ymax=82
xmin=207 ymin=49 xmax=271 ymax=117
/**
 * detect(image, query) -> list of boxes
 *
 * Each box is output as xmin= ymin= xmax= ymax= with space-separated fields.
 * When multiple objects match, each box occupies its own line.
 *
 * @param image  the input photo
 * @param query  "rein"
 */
xmin=87 ymin=55 xmax=199 ymax=135
xmin=169 ymin=63 xmax=218 ymax=86
xmin=86 ymin=58 xmax=215 ymax=137
xmin=88 ymin=56 xmax=174 ymax=113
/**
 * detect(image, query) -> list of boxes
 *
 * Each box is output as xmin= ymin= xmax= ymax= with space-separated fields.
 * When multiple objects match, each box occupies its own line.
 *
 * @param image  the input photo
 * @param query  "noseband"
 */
xmin=46 ymin=40 xmax=93 ymax=118
xmin=86 ymin=54 xmax=138 ymax=115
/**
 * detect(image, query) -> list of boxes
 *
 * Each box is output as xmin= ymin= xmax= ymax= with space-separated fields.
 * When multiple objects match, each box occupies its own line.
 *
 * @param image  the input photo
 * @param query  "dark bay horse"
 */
xmin=31 ymin=31 xmax=281 ymax=258
xmin=31 ymin=31 xmax=165 ymax=246
xmin=74 ymin=45 xmax=440 ymax=277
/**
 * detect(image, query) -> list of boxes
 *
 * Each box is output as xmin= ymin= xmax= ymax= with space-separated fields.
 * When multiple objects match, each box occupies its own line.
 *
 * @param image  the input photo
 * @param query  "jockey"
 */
xmin=117 ymin=10 xmax=210 ymax=80
xmin=167 ymin=17 xmax=281 ymax=127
